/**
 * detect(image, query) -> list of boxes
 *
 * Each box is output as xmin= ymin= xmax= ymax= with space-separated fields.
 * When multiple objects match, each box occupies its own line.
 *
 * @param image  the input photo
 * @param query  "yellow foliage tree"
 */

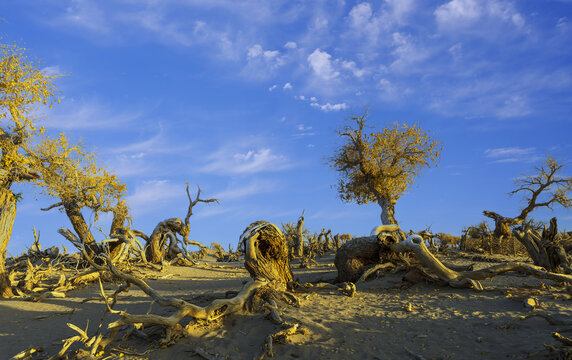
xmin=29 ymin=134 xmax=128 ymax=252
xmin=329 ymin=110 xmax=442 ymax=225
xmin=0 ymin=43 xmax=58 ymax=297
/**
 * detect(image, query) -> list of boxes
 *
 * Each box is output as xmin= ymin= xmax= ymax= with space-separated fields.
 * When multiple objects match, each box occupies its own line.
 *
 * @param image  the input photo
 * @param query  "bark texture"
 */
xmin=241 ymin=221 xmax=293 ymax=288
xmin=335 ymin=225 xmax=403 ymax=283
xmin=378 ymin=197 xmax=398 ymax=225
xmin=483 ymin=210 xmax=523 ymax=239
xmin=63 ymin=202 xmax=96 ymax=246
xmin=145 ymin=218 xmax=187 ymax=263
xmin=513 ymin=217 xmax=571 ymax=273
xmin=0 ymin=188 xmax=16 ymax=298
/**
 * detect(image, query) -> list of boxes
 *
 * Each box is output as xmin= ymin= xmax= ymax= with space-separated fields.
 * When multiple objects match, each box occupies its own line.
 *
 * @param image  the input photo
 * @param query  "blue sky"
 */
xmin=2 ymin=0 xmax=572 ymax=254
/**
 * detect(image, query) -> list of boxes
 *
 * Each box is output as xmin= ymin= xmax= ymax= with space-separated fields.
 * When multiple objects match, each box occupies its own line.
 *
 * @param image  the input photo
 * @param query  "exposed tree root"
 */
xmin=391 ymin=234 xmax=572 ymax=290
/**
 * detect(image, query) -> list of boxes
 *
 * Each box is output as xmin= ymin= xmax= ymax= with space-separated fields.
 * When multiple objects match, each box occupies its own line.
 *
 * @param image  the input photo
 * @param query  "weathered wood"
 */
xmin=392 ymin=234 xmax=572 ymax=289
xmin=513 ymin=217 xmax=571 ymax=273
xmin=483 ymin=210 xmax=522 ymax=239
xmin=0 ymin=188 xmax=16 ymax=298
xmin=335 ymin=229 xmax=402 ymax=283
xmin=241 ymin=221 xmax=293 ymax=287
xmin=294 ymin=211 xmax=305 ymax=258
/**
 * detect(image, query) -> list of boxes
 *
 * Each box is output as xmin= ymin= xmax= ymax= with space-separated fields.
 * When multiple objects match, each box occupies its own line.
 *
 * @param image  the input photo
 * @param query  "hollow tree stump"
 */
xmin=335 ymin=225 xmax=404 ymax=283
xmin=240 ymin=221 xmax=293 ymax=289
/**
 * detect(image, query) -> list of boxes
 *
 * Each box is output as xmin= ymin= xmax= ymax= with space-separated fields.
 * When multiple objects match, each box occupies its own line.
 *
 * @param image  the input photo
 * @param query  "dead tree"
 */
xmin=145 ymin=184 xmax=216 ymax=263
xmin=239 ymin=221 xmax=294 ymax=288
xmin=81 ymin=220 xmax=297 ymax=346
xmin=335 ymin=225 xmax=572 ymax=289
xmin=484 ymin=155 xmax=572 ymax=239
xmin=513 ymin=217 xmax=571 ymax=273
xmin=335 ymin=225 xmax=403 ymax=282
xmin=294 ymin=210 xmax=305 ymax=258
xmin=318 ymin=228 xmax=332 ymax=252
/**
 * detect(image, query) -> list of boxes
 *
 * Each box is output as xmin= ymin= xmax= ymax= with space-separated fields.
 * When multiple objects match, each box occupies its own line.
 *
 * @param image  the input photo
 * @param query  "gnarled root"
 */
xmin=392 ymin=234 xmax=572 ymax=290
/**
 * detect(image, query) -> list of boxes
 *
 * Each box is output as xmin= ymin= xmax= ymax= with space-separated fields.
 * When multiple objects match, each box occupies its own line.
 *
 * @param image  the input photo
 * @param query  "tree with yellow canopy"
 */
xmin=328 ymin=110 xmax=442 ymax=226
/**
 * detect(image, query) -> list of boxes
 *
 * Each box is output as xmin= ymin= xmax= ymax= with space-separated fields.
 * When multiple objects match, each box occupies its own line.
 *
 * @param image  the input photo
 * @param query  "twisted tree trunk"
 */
xmin=377 ymin=197 xmax=397 ymax=225
xmin=240 ymin=221 xmax=293 ymax=289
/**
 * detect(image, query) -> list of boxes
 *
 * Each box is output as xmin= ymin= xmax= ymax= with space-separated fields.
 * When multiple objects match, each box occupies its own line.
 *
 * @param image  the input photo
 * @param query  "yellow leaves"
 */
xmin=30 ymin=133 xmax=127 ymax=219
xmin=0 ymin=42 xmax=59 ymax=131
xmin=329 ymin=112 xmax=442 ymax=206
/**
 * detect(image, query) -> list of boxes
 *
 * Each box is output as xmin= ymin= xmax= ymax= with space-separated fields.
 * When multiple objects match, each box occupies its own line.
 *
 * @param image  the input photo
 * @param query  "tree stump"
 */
xmin=335 ymin=226 xmax=403 ymax=283
xmin=514 ymin=217 xmax=571 ymax=273
xmin=240 ymin=221 xmax=293 ymax=289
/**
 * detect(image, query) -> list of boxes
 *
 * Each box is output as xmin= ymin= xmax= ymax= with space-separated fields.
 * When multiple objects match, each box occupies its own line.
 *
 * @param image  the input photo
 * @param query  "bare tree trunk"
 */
xmin=241 ymin=221 xmax=293 ymax=288
xmin=294 ymin=211 xmax=305 ymax=258
xmin=483 ymin=210 xmax=523 ymax=239
xmin=0 ymin=188 xmax=16 ymax=298
xmin=63 ymin=202 xmax=96 ymax=246
xmin=108 ymin=200 xmax=129 ymax=260
xmin=377 ymin=197 xmax=397 ymax=225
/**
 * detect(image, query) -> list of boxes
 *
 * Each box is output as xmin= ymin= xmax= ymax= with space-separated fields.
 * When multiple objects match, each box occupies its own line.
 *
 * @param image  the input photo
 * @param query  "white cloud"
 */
xmin=385 ymin=0 xmax=417 ymax=23
xmin=295 ymin=123 xmax=315 ymax=137
xmin=269 ymin=84 xmax=277 ymax=91
xmin=243 ymin=44 xmax=285 ymax=79
xmin=310 ymin=102 xmax=348 ymax=112
xmin=201 ymin=147 xmax=292 ymax=175
xmin=127 ymin=179 xmax=182 ymax=214
xmin=435 ymin=0 xmax=526 ymax=33
xmin=283 ymin=82 xmax=293 ymax=90
xmin=307 ymin=49 xmax=339 ymax=80
xmin=484 ymin=146 xmax=539 ymax=163
xmin=41 ymin=65 xmax=63 ymax=76
xmin=390 ymin=32 xmax=428 ymax=71
xmin=57 ymin=0 xmax=110 ymax=34
xmin=435 ymin=0 xmax=481 ymax=26
xmin=284 ymin=41 xmax=297 ymax=49
xmin=342 ymin=60 xmax=367 ymax=78
xmin=496 ymin=95 xmax=532 ymax=118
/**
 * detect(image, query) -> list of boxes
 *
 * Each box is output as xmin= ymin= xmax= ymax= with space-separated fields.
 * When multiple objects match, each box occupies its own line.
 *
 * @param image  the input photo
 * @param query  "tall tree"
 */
xmin=484 ymin=155 xmax=572 ymax=239
xmin=0 ymin=43 xmax=58 ymax=297
xmin=328 ymin=110 xmax=441 ymax=225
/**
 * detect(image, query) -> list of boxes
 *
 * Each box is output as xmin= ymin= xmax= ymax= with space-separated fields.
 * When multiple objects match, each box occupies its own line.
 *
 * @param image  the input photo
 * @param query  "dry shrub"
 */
xmin=460 ymin=222 xmax=528 ymax=255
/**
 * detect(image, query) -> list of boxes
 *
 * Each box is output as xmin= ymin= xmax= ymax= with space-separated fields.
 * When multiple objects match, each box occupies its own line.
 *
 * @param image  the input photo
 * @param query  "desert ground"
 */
xmin=1 ymin=249 xmax=571 ymax=360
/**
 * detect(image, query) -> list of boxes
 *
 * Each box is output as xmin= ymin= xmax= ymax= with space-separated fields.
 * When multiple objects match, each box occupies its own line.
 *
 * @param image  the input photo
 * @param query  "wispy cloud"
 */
xmin=201 ymin=146 xmax=293 ymax=175
xmin=484 ymin=146 xmax=539 ymax=163
xmin=127 ymin=179 xmax=184 ymax=215
xmin=435 ymin=0 xmax=526 ymax=36
xmin=212 ymin=180 xmax=276 ymax=201
xmin=46 ymin=99 xmax=142 ymax=131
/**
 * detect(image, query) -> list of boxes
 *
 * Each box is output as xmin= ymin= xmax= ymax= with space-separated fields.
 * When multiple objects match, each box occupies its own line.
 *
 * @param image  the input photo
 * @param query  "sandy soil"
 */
xmin=1 ymin=252 xmax=571 ymax=359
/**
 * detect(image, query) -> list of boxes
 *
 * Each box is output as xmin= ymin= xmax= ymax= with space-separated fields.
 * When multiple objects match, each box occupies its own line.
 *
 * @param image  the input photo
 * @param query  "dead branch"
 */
xmin=391 ymin=234 xmax=572 ymax=290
